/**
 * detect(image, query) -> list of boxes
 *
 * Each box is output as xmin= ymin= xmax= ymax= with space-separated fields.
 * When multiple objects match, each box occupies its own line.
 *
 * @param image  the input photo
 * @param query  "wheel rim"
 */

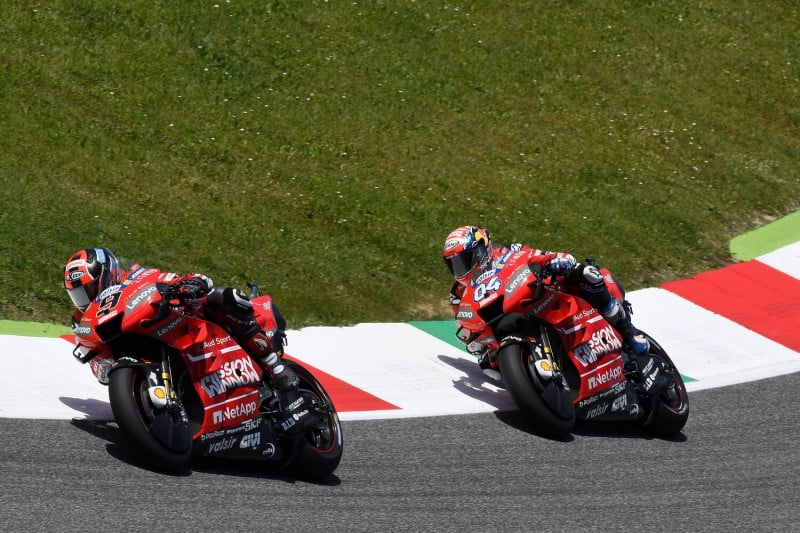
xmin=130 ymin=369 xmax=189 ymax=448
xmin=297 ymin=378 xmax=341 ymax=454
xmin=132 ymin=371 xmax=157 ymax=426
xmin=648 ymin=345 xmax=689 ymax=415
xmin=658 ymin=364 xmax=688 ymax=414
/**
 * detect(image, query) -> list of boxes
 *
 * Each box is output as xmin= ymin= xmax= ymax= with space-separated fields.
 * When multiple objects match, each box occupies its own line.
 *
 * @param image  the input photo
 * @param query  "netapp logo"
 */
xmin=212 ymin=401 xmax=258 ymax=424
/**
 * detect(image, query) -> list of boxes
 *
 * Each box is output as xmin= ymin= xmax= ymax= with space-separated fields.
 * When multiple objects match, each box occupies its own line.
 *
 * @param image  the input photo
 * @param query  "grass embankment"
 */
xmin=1 ymin=1 xmax=798 ymax=327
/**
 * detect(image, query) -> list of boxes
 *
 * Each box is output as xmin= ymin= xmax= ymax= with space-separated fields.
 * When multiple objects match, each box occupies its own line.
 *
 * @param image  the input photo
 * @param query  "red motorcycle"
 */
xmin=455 ymin=254 xmax=689 ymax=438
xmin=71 ymin=267 xmax=343 ymax=478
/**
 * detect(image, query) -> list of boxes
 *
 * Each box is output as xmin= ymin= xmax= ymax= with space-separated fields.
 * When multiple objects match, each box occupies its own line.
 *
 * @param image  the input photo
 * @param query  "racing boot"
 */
xmin=242 ymin=333 xmax=312 ymax=433
xmin=477 ymin=349 xmax=501 ymax=382
xmin=601 ymin=299 xmax=670 ymax=396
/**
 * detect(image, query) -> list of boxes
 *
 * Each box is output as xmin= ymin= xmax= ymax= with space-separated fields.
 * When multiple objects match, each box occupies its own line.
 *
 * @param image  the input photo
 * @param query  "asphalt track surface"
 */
xmin=1 ymin=372 xmax=799 ymax=532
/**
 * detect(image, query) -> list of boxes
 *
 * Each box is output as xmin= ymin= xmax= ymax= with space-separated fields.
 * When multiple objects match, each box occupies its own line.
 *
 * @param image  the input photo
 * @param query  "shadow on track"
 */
xmin=60 ymin=396 xmax=113 ymax=419
xmin=434 ymin=357 xmax=689 ymax=443
xmin=493 ymin=409 xmax=688 ymax=442
xmin=69 ymin=417 xmax=341 ymax=485
xmin=436 ymin=354 xmax=514 ymax=410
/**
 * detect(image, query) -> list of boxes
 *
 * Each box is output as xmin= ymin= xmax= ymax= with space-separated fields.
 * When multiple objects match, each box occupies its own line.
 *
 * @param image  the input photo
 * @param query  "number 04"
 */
xmin=474 ymin=277 xmax=501 ymax=302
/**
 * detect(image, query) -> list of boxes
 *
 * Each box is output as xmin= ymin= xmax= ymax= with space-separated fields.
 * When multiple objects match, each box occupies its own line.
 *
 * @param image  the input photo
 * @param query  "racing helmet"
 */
xmin=64 ymin=248 xmax=121 ymax=311
xmin=442 ymin=226 xmax=494 ymax=283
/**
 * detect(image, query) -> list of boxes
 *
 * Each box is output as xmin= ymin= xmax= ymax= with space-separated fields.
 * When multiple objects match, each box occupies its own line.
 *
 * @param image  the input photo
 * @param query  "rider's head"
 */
xmin=63 ymin=248 xmax=121 ymax=311
xmin=443 ymin=226 xmax=494 ymax=284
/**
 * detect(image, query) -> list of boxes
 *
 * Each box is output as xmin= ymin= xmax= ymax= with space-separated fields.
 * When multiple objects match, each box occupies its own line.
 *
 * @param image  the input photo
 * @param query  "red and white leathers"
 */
xmin=447 ymin=240 xmax=649 ymax=360
xmin=448 ymin=242 xmax=583 ymax=312
xmin=442 ymin=226 xmax=662 ymax=392
xmin=68 ymin=265 xmax=298 ymax=391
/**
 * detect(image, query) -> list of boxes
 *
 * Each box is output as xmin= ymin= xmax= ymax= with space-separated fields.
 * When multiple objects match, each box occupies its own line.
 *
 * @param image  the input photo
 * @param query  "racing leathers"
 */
xmin=70 ymin=267 xmax=309 ymax=422
xmin=449 ymin=243 xmax=667 ymax=395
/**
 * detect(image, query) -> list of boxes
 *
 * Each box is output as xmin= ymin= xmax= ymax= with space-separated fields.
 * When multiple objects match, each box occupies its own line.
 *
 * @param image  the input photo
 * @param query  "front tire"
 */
xmin=108 ymin=366 xmax=192 ymax=473
xmin=497 ymin=343 xmax=575 ymax=438
xmin=284 ymin=361 xmax=343 ymax=481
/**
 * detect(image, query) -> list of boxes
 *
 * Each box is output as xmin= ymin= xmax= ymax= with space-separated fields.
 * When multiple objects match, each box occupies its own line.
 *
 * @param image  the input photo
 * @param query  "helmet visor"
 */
xmin=67 ymin=285 xmax=94 ymax=311
xmin=445 ymin=243 xmax=487 ymax=280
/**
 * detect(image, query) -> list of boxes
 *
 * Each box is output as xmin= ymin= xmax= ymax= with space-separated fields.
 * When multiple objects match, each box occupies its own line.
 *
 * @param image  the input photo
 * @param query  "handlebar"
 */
xmin=519 ymin=262 xmax=558 ymax=307
xmin=247 ymin=281 xmax=260 ymax=299
xmin=139 ymin=283 xmax=190 ymax=327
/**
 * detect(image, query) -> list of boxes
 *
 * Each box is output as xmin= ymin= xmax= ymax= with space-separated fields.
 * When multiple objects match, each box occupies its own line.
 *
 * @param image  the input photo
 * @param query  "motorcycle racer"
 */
xmin=63 ymin=247 xmax=310 ymax=423
xmin=442 ymin=226 xmax=669 ymax=395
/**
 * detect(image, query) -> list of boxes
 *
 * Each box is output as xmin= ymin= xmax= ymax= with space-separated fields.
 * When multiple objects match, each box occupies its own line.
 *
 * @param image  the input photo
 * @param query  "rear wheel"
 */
xmin=638 ymin=332 xmax=690 ymax=437
xmin=497 ymin=343 xmax=575 ymax=438
xmin=284 ymin=361 xmax=343 ymax=481
xmin=108 ymin=365 xmax=192 ymax=473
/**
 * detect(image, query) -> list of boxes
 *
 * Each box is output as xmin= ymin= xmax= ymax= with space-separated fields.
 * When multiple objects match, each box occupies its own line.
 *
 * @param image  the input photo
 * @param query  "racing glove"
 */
xmin=545 ymin=254 xmax=577 ymax=277
xmin=176 ymin=274 xmax=213 ymax=299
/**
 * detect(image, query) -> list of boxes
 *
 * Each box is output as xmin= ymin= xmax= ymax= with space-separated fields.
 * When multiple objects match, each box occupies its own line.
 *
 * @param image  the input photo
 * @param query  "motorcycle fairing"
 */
xmin=456 ymin=259 xmax=627 ymax=404
xmin=194 ymin=415 xmax=280 ymax=460
xmin=574 ymin=380 xmax=641 ymax=421
xmin=75 ymin=268 xmax=267 ymax=437
xmin=535 ymin=291 xmax=626 ymax=403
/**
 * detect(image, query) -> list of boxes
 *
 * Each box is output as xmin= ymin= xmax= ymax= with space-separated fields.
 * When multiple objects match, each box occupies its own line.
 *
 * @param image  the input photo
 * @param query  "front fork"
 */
xmin=145 ymin=349 xmax=187 ymax=423
xmin=532 ymin=324 xmax=569 ymax=392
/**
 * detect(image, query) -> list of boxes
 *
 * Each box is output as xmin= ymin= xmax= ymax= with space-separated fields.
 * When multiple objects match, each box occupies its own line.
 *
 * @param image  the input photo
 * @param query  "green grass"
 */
xmin=1 ymin=1 xmax=798 ymax=327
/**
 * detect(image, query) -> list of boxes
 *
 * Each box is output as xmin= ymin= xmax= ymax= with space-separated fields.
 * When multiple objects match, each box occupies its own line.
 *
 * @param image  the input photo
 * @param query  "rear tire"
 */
xmin=497 ymin=344 xmax=575 ymax=438
xmin=284 ymin=361 xmax=343 ymax=481
xmin=638 ymin=332 xmax=690 ymax=437
xmin=109 ymin=366 xmax=192 ymax=473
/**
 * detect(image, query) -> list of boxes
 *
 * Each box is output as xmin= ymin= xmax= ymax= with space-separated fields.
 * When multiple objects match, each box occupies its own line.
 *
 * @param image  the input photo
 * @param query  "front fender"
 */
xmin=492 ymin=312 xmax=536 ymax=339
xmin=108 ymin=356 xmax=157 ymax=376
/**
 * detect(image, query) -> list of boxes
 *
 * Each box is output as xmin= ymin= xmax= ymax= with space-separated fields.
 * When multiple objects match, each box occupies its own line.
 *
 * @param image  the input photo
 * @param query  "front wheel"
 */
xmin=638 ymin=332 xmax=690 ymax=437
xmin=108 ymin=365 xmax=192 ymax=473
xmin=497 ymin=343 xmax=575 ymax=438
xmin=284 ymin=361 xmax=343 ymax=481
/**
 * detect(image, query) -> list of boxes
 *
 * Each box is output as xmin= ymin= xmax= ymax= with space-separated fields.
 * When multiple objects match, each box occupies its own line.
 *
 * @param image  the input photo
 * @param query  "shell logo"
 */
xmin=534 ymin=359 xmax=554 ymax=380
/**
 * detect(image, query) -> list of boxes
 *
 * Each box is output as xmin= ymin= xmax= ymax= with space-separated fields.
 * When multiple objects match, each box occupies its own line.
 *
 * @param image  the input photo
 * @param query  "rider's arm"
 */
xmin=160 ymin=272 xmax=214 ymax=291
xmin=69 ymin=309 xmax=83 ymax=331
xmin=526 ymin=249 xmax=577 ymax=276
xmin=448 ymin=281 xmax=465 ymax=313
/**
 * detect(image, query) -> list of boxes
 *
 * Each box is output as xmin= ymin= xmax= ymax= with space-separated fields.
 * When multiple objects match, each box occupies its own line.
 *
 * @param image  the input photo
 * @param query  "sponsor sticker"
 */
xmin=456 ymin=307 xmax=474 ymax=321
xmin=505 ymin=266 xmax=531 ymax=296
xmin=574 ymin=325 xmax=623 ymax=367
xmin=200 ymin=357 xmax=260 ymax=398
xmin=155 ymin=317 xmax=184 ymax=338
xmin=585 ymin=402 xmax=610 ymax=419
xmin=262 ymin=443 xmax=276 ymax=458
xmin=444 ymin=238 xmax=461 ymax=251
xmin=611 ymin=394 xmax=628 ymax=412
xmin=207 ymin=437 xmax=237 ymax=454
xmin=212 ymin=400 xmax=258 ymax=424
xmin=587 ymin=364 xmax=623 ymax=391
xmin=126 ymin=284 xmax=157 ymax=312
xmin=201 ymin=430 xmax=225 ymax=442
xmin=73 ymin=323 xmax=92 ymax=337
xmin=239 ymin=432 xmax=261 ymax=448
xmin=530 ymin=293 xmax=555 ymax=315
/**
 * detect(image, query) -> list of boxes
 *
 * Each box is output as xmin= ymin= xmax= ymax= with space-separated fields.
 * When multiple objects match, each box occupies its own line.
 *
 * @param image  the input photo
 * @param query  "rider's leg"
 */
xmin=205 ymin=286 xmax=301 ymax=392
xmin=598 ymin=298 xmax=649 ymax=356
xmin=205 ymin=287 xmax=311 ymax=428
xmin=566 ymin=265 xmax=668 ymax=395
xmin=566 ymin=263 xmax=649 ymax=354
